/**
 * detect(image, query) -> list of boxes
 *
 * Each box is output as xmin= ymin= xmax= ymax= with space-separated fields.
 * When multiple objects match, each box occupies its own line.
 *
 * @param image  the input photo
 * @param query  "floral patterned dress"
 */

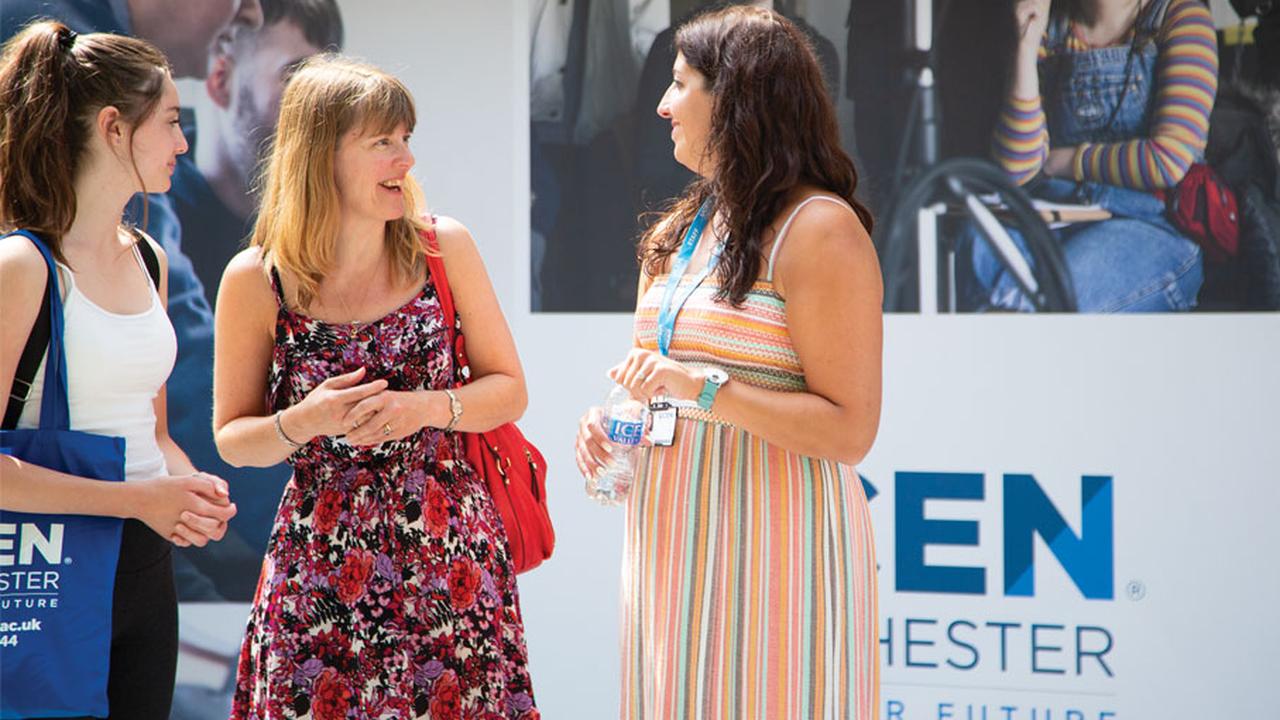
xmin=231 ymin=268 xmax=538 ymax=720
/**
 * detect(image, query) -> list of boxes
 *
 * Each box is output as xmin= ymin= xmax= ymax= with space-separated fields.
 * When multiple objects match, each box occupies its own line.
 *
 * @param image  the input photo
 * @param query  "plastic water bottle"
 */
xmin=587 ymin=385 xmax=648 ymax=505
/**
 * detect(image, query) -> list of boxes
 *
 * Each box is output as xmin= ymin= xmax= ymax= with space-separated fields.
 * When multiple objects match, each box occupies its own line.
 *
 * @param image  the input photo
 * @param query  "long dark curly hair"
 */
xmin=639 ymin=5 xmax=873 ymax=306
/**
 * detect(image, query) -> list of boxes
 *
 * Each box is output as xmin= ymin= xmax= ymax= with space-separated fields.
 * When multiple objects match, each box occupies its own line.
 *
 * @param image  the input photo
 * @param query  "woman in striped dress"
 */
xmin=575 ymin=7 xmax=882 ymax=719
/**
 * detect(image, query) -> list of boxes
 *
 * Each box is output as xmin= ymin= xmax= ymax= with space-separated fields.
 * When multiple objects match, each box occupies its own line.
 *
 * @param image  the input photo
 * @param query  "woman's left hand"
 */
xmin=343 ymin=390 xmax=430 ymax=446
xmin=608 ymin=348 xmax=702 ymax=403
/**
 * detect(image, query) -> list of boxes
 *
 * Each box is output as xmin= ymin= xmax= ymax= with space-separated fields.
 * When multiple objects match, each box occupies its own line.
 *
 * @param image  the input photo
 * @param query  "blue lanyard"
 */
xmin=656 ymin=198 xmax=721 ymax=357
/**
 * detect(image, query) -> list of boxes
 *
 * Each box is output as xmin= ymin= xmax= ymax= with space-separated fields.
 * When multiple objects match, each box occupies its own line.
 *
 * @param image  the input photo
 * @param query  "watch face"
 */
xmin=707 ymin=368 xmax=729 ymax=385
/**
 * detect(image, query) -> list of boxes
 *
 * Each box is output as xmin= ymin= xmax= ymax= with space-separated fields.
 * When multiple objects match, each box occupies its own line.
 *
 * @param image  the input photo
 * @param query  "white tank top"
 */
xmin=16 ymin=244 xmax=177 ymax=481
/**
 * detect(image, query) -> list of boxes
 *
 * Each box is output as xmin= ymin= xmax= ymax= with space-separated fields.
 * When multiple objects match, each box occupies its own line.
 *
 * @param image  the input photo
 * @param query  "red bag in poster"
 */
xmin=1161 ymin=163 xmax=1240 ymax=263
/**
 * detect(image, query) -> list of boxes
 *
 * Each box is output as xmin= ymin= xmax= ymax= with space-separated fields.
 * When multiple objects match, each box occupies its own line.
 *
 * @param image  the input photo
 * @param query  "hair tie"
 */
xmin=57 ymin=28 xmax=78 ymax=51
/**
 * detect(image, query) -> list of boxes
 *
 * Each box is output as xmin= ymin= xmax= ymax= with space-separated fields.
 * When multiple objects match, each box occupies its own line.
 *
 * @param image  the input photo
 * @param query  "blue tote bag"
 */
xmin=0 ymin=230 xmax=125 ymax=719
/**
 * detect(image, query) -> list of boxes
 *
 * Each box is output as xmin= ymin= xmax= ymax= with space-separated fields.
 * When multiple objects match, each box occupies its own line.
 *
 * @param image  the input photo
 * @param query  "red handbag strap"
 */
xmin=421 ymin=220 xmax=453 ymax=332
xmin=420 ymin=219 xmax=471 ymax=385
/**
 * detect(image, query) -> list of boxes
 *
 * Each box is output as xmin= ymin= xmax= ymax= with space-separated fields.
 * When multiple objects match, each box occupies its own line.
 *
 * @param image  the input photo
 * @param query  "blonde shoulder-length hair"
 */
xmin=251 ymin=54 xmax=432 ymax=309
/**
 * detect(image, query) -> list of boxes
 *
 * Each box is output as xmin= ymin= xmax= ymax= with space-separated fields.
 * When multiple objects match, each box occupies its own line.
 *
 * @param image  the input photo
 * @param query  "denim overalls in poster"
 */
xmin=966 ymin=0 xmax=1205 ymax=312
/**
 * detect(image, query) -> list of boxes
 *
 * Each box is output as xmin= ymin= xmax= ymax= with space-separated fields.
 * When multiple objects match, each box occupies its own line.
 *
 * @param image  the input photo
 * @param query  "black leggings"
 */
xmin=34 ymin=520 xmax=178 ymax=720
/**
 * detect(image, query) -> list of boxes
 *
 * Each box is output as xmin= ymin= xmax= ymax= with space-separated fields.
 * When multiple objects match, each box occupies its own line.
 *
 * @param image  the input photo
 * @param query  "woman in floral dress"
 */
xmin=212 ymin=56 xmax=538 ymax=719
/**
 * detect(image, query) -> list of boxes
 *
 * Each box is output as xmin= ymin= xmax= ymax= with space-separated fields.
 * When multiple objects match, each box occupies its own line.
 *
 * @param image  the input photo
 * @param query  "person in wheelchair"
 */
xmin=963 ymin=0 xmax=1218 ymax=312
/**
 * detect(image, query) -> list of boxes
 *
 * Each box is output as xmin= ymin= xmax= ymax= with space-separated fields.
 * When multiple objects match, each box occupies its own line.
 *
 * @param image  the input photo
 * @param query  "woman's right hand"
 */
xmin=288 ymin=366 xmax=390 ymax=441
xmin=574 ymin=406 xmax=611 ymax=480
xmin=133 ymin=473 xmax=238 ymax=547
xmin=1014 ymin=0 xmax=1051 ymax=56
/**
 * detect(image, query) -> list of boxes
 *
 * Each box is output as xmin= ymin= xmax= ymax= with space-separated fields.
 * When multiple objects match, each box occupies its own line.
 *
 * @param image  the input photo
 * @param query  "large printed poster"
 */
xmin=529 ymin=0 xmax=1280 ymax=313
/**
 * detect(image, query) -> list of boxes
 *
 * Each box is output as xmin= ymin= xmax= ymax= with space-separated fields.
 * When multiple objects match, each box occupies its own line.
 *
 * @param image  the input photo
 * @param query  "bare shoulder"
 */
xmin=783 ymin=196 xmax=870 ymax=241
xmin=644 ymin=212 xmax=679 ymax=244
xmin=0 ymin=235 xmax=54 ymax=352
xmin=0 ymin=233 xmax=50 ymax=281
xmin=773 ymin=195 xmax=879 ymax=293
xmin=219 ymin=246 xmax=276 ymax=307
xmin=430 ymin=216 xmax=489 ymax=281
xmin=225 ymin=245 xmax=269 ymax=274
xmin=0 ymin=234 xmax=52 ymax=302
xmin=431 ymin=215 xmax=478 ymax=258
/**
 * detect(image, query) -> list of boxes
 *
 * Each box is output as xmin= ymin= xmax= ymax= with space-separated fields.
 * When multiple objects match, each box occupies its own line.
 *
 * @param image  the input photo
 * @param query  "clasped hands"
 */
xmin=285 ymin=366 xmax=443 ymax=447
xmin=139 ymin=471 xmax=236 ymax=548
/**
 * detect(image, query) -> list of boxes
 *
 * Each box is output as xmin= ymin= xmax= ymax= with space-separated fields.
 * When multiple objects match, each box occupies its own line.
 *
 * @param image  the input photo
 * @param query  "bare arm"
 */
xmin=429 ymin=216 xmax=527 ymax=429
xmin=211 ymin=247 xmax=291 ymax=468
xmin=1011 ymin=0 xmax=1051 ymax=101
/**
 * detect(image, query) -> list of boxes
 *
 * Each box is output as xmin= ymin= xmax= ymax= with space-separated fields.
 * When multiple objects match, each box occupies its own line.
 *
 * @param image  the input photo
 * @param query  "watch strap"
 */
xmin=696 ymin=370 xmax=726 ymax=411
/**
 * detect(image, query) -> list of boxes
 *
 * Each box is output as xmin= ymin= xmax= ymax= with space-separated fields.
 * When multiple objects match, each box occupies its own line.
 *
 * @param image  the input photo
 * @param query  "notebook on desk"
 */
xmin=1029 ymin=199 xmax=1112 ymax=226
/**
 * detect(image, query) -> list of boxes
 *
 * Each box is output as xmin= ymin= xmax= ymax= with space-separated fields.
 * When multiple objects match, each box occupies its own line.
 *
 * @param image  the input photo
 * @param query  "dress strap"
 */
xmin=124 ymin=226 xmax=161 ymax=289
xmin=765 ymin=195 xmax=853 ymax=282
xmin=127 ymin=243 xmax=156 ymax=299
xmin=269 ymin=266 xmax=287 ymax=308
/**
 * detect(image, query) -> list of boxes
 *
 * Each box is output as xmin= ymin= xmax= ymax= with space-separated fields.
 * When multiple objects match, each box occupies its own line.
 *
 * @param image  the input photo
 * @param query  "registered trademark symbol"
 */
xmin=1126 ymin=580 xmax=1146 ymax=601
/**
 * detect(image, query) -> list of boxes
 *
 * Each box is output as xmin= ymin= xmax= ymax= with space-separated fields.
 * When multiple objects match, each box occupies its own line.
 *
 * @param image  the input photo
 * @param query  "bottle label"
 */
xmin=606 ymin=418 xmax=645 ymax=446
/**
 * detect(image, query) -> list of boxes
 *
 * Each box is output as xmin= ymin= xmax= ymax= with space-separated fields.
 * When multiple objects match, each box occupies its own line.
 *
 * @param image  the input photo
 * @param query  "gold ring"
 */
xmin=381 ymin=423 xmax=392 ymax=436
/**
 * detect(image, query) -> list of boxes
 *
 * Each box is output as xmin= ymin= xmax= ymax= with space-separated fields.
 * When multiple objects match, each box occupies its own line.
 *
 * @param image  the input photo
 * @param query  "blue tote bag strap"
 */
xmin=2 ymin=230 xmax=59 ymax=430
xmin=0 ymin=229 xmax=126 ymax=719
xmin=5 ymin=230 xmax=72 ymax=430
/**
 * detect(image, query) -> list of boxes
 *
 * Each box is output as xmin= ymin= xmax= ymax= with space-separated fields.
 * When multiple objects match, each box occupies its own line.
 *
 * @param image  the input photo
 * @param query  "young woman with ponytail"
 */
xmin=0 ymin=20 xmax=238 ymax=718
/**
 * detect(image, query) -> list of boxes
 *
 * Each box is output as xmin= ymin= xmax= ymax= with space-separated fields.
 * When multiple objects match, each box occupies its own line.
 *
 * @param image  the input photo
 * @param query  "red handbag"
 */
xmin=421 ymin=225 xmax=555 ymax=574
xmin=1158 ymin=162 xmax=1240 ymax=264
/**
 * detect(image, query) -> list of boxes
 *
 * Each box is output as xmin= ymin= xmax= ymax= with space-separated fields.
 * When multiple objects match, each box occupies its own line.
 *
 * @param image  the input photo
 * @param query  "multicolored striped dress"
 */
xmin=624 ymin=196 xmax=879 ymax=720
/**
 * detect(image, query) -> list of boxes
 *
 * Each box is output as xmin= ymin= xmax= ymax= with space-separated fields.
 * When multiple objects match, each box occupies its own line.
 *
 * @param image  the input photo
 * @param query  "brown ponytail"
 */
xmin=0 ymin=20 xmax=170 ymax=262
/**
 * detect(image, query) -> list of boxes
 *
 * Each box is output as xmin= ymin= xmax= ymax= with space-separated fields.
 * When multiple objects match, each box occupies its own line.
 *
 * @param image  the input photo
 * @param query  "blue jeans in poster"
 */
xmin=960 ymin=178 xmax=1204 ymax=312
